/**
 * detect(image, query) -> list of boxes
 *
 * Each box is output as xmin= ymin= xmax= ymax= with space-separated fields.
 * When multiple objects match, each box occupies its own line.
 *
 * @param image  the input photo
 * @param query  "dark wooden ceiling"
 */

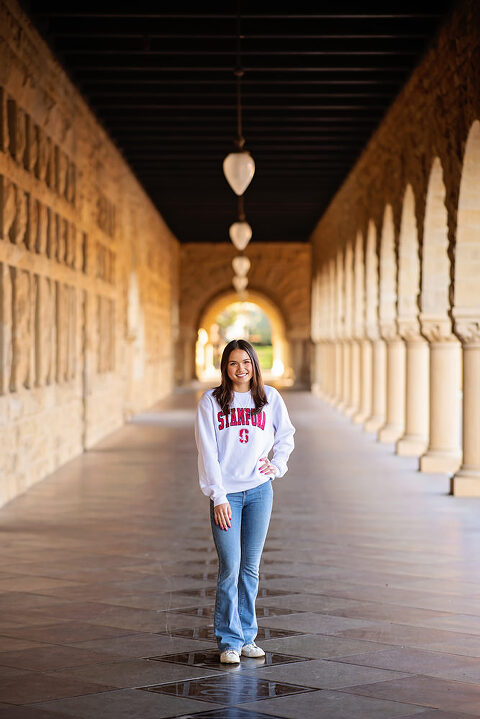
xmin=22 ymin=1 xmax=455 ymax=244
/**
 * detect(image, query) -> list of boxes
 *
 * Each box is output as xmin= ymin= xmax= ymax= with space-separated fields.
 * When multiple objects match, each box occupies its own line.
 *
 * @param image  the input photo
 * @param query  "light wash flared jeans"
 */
xmin=210 ymin=480 xmax=273 ymax=653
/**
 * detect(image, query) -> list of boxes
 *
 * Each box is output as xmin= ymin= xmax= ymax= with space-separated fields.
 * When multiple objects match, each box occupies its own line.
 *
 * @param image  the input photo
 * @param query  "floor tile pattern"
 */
xmin=152 ymin=649 xmax=309 ymax=671
xmin=143 ymin=674 xmax=315 ymax=704
xmin=1 ymin=387 xmax=480 ymax=718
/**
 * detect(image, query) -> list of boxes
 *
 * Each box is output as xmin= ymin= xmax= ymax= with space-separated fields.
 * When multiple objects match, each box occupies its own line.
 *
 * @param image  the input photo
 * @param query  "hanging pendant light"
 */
xmin=223 ymin=150 xmax=255 ymax=196
xmin=233 ymin=276 xmax=248 ymax=292
xmin=223 ymin=5 xmax=255 ymax=196
xmin=229 ymin=195 xmax=252 ymax=251
xmin=229 ymin=221 xmax=252 ymax=251
xmin=232 ymin=256 xmax=251 ymax=277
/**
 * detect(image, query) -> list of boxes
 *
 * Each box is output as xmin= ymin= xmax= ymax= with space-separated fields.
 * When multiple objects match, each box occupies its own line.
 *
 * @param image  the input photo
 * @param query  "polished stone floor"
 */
xmin=1 ymin=387 xmax=480 ymax=718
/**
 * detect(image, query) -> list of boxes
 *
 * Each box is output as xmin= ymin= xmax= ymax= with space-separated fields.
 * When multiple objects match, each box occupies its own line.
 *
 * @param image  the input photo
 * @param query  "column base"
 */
xmin=344 ymin=405 xmax=357 ymax=418
xmin=420 ymin=451 xmax=462 ymax=475
xmin=396 ymin=434 xmax=428 ymax=457
xmin=364 ymin=415 xmax=385 ymax=433
xmin=450 ymin=468 xmax=480 ymax=496
xmin=378 ymin=424 xmax=404 ymax=444
xmin=353 ymin=411 xmax=368 ymax=425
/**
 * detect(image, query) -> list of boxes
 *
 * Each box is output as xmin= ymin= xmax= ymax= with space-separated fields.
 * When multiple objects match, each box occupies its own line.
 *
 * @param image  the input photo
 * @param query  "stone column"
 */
xmin=311 ymin=341 xmax=322 ymax=396
xmin=333 ymin=339 xmax=343 ymax=406
xmin=364 ymin=337 xmax=386 ymax=433
xmin=451 ymin=321 xmax=480 ymax=495
xmin=348 ymin=339 xmax=361 ymax=419
xmin=327 ymin=340 xmax=336 ymax=401
xmin=420 ymin=322 xmax=462 ymax=474
xmin=340 ymin=340 xmax=352 ymax=412
xmin=378 ymin=330 xmax=406 ymax=444
xmin=289 ymin=335 xmax=310 ymax=388
xmin=354 ymin=338 xmax=372 ymax=424
xmin=323 ymin=341 xmax=333 ymax=399
xmin=396 ymin=325 xmax=429 ymax=456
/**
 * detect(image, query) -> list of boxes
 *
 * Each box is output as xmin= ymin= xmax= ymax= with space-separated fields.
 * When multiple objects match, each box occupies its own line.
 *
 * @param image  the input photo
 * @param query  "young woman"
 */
xmin=195 ymin=339 xmax=295 ymax=664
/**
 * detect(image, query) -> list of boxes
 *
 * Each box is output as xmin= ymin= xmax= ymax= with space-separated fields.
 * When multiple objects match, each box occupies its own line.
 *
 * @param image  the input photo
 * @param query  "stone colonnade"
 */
xmin=310 ymin=1 xmax=480 ymax=496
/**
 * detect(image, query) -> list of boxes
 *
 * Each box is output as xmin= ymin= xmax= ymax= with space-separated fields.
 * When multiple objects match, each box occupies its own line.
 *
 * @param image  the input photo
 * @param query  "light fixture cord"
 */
xmin=238 ymin=194 xmax=246 ymax=222
xmin=234 ymin=0 xmax=245 ymax=151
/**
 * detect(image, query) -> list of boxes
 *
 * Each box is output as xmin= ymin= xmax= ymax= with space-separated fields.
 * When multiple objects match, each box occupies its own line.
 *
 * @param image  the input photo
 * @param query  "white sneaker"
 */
xmin=241 ymin=642 xmax=266 ymax=658
xmin=220 ymin=649 xmax=241 ymax=664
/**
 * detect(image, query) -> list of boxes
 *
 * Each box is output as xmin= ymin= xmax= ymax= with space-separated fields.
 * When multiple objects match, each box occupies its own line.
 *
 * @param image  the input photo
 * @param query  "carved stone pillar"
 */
xmin=348 ymin=339 xmax=361 ymax=418
xmin=420 ymin=321 xmax=462 ymax=474
xmin=396 ymin=323 xmax=429 ymax=456
xmin=340 ymin=340 xmax=352 ymax=412
xmin=354 ymin=338 xmax=372 ymax=424
xmin=451 ymin=319 xmax=480 ymax=495
xmin=288 ymin=334 xmax=310 ymax=388
xmin=322 ymin=341 xmax=333 ymax=399
xmin=311 ymin=341 xmax=322 ymax=396
xmin=378 ymin=327 xmax=406 ymax=444
xmin=326 ymin=341 xmax=336 ymax=402
xmin=364 ymin=337 xmax=386 ymax=433
xmin=333 ymin=339 xmax=343 ymax=406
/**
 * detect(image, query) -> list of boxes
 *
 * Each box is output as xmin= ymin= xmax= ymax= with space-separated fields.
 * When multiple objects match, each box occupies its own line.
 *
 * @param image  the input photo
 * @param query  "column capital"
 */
xmin=453 ymin=318 xmax=480 ymax=347
xmin=397 ymin=317 xmax=422 ymax=342
xmin=420 ymin=317 xmax=456 ymax=344
xmin=366 ymin=323 xmax=379 ymax=341
xmin=379 ymin=322 xmax=399 ymax=342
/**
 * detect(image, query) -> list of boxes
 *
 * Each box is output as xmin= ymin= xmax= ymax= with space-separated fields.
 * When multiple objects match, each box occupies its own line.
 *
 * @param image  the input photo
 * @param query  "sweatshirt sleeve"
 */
xmin=195 ymin=393 xmax=228 ymax=507
xmin=271 ymin=391 xmax=295 ymax=478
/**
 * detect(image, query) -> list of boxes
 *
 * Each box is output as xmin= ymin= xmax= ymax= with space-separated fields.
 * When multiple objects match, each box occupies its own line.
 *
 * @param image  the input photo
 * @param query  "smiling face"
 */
xmin=227 ymin=348 xmax=254 ymax=392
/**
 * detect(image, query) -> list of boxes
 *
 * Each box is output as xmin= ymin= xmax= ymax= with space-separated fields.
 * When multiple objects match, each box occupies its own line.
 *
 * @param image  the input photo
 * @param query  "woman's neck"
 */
xmin=232 ymin=383 xmax=251 ymax=393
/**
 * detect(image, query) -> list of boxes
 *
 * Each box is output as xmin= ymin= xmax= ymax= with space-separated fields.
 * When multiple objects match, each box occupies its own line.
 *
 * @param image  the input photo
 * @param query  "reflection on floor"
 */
xmin=2 ymin=388 xmax=480 ymax=718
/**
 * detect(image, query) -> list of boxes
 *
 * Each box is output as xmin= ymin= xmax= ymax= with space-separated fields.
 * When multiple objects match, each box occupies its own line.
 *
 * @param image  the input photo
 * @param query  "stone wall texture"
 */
xmin=310 ymin=0 xmax=480 ymax=267
xmin=0 ymin=0 xmax=179 ymax=507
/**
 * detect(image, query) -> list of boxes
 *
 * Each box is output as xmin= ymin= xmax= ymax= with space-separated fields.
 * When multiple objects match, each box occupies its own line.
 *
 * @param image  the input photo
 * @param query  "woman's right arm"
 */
xmin=195 ymin=394 xmax=228 ymax=508
xmin=195 ymin=395 xmax=231 ymax=530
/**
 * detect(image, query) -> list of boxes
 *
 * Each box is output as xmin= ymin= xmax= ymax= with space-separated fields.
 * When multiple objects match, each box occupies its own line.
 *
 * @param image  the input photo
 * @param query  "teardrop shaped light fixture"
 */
xmin=222 ymin=6 xmax=255 ymax=196
xmin=232 ymin=256 xmax=251 ymax=277
xmin=233 ymin=276 xmax=248 ymax=292
xmin=223 ymin=151 xmax=255 ymax=196
xmin=229 ymin=221 xmax=252 ymax=251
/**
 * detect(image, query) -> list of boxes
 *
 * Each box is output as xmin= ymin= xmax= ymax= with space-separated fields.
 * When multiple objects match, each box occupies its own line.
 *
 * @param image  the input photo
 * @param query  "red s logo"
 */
xmin=239 ymin=428 xmax=249 ymax=443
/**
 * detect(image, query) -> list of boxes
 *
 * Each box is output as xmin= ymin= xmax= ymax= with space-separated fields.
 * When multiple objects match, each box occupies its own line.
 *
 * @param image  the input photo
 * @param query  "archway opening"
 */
xmin=196 ymin=290 xmax=291 ymax=384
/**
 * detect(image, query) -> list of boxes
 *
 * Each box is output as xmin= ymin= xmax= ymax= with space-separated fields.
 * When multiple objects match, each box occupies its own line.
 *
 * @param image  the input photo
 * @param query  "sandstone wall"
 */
xmin=179 ymin=242 xmax=311 ymax=385
xmin=0 ymin=0 xmax=179 ymax=507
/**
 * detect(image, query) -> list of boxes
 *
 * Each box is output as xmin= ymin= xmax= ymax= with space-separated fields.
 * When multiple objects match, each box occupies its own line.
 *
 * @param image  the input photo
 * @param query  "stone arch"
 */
xmin=398 ymin=185 xmax=420 ymax=329
xmin=365 ymin=220 xmax=378 ymax=339
xmin=421 ymin=157 xmax=450 ymax=320
xmin=311 ymin=269 xmax=322 ymax=344
xmin=379 ymin=204 xmax=397 ymax=335
xmin=353 ymin=231 xmax=365 ymax=338
xmin=196 ymin=288 xmax=291 ymax=382
xmin=454 ymin=120 xmax=480 ymax=312
xmin=328 ymin=257 xmax=336 ymax=340
xmin=335 ymin=249 xmax=345 ymax=339
xmin=344 ymin=240 xmax=354 ymax=339
xmin=419 ymin=157 xmax=461 ymax=476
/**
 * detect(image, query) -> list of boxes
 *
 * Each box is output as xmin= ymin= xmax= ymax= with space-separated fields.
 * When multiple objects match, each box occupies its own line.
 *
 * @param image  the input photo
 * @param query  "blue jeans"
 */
xmin=210 ymin=480 xmax=273 ymax=653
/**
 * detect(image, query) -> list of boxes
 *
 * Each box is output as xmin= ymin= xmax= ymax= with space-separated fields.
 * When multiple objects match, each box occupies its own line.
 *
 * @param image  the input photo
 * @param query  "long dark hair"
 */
xmin=213 ymin=339 xmax=267 ymax=416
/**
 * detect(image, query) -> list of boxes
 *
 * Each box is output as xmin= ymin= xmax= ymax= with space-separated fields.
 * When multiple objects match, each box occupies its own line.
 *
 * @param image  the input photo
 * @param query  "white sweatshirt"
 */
xmin=195 ymin=384 xmax=295 ymax=506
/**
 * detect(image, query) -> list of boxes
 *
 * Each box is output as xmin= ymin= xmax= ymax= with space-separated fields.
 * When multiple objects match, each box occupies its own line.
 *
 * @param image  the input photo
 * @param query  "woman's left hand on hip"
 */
xmin=259 ymin=457 xmax=278 ymax=476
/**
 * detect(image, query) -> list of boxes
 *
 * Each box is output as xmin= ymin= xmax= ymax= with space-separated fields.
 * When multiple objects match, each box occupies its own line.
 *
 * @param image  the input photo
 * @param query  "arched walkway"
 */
xmin=196 ymin=289 xmax=292 ymax=385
